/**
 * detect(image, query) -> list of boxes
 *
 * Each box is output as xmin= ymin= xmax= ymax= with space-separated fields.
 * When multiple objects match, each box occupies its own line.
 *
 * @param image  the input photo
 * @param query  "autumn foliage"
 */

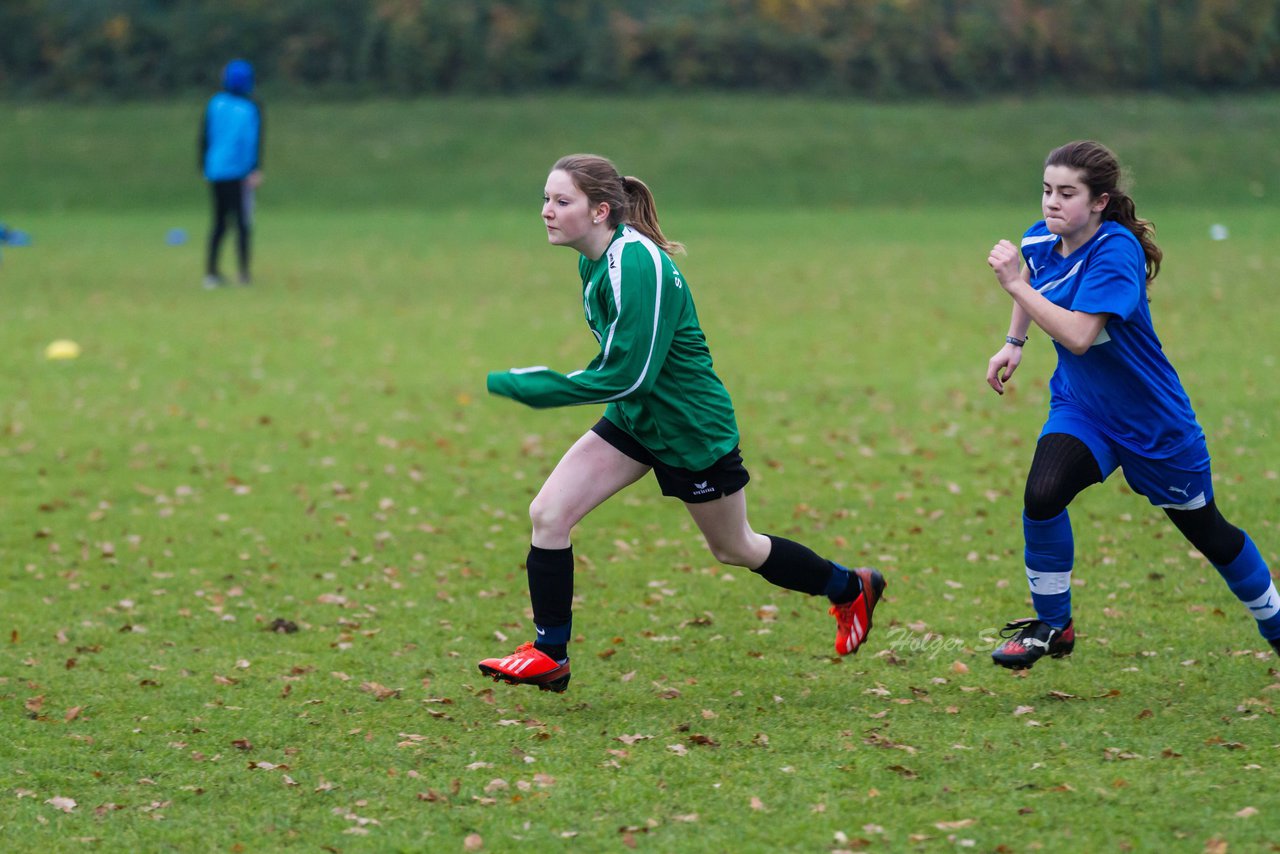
xmin=3 ymin=0 xmax=1280 ymax=97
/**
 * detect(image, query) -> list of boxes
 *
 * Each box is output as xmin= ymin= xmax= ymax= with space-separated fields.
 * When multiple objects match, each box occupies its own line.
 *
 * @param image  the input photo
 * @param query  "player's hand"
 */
xmin=986 ymin=343 xmax=1022 ymax=395
xmin=246 ymin=170 xmax=264 ymax=190
xmin=987 ymin=240 xmax=1022 ymax=291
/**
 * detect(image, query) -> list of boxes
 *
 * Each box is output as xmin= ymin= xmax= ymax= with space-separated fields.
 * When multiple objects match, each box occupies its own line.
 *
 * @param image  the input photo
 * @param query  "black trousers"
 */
xmin=206 ymin=179 xmax=251 ymax=278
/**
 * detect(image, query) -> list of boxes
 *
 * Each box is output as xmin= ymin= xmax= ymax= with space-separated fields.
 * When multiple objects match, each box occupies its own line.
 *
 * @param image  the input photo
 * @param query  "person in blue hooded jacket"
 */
xmin=200 ymin=59 xmax=264 ymax=287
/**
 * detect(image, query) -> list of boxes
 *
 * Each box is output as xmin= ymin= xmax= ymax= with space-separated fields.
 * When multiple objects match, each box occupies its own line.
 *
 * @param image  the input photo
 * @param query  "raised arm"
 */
xmin=988 ymin=239 xmax=1108 ymax=356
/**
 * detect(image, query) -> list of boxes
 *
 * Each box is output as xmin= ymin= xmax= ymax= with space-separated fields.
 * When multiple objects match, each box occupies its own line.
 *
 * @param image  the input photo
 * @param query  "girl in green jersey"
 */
xmin=478 ymin=154 xmax=885 ymax=691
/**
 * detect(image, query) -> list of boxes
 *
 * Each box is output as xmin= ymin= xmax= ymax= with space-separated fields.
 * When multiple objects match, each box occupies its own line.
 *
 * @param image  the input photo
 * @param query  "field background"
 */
xmin=2 ymin=95 xmax=1279 ymax=851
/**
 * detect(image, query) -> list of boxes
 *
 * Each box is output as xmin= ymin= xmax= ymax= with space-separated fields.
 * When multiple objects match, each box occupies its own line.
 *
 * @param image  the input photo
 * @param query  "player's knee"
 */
xmin=528 ymin=494 xmax=571 ymax=540
xmin=703 ymin=537 xmax=750 ymax=567
xmin=1024 ymin=481 xmax=1069 ymax=521
xmin=1171 ymin=503 xmax=1245 ymax=565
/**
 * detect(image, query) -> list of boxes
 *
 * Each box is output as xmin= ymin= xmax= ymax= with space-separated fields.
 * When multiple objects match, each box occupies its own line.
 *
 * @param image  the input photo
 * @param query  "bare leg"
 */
xmin=529 ymin=430 xmax=651 ymax=549
xmin=684 ymin=488 xmax=772 ymax=568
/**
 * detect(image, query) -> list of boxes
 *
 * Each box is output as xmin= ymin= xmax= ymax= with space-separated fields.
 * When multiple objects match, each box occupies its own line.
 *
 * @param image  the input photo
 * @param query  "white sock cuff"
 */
xmin=1026 ymin=565 xmax=1072 ymax=595
xmin=1244 ymin=581 xmax=1280 ymax=621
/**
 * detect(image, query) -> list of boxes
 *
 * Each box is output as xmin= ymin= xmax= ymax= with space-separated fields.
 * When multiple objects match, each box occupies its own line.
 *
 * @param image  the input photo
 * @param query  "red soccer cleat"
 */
xmin=829 ymin=567 xmax=886 ymax=655
xmin=478 ymin=641 xmax=571 ymax=692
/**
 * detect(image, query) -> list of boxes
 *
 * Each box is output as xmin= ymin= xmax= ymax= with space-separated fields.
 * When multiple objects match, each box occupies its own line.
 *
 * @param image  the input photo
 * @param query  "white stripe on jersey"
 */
xmin=1034 ymin=259 xmax=1084 ymax=296
xmin=585 ymin=226 xmax=664 ymax=404
xmin=1021 ymin=234 xmax=1056 ymax=246
xmin=509 ymin=365 xmax=550 ymax=374
xmin=1031 ymin=230 xmax=1116 ymax=296
xmin=598 ymin=242 xmax=623 ymax=367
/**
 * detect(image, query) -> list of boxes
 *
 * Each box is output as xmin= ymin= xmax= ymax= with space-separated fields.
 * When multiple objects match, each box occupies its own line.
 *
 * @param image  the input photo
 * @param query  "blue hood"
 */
xmin=222 ymin=59 xmax=254 ymax=96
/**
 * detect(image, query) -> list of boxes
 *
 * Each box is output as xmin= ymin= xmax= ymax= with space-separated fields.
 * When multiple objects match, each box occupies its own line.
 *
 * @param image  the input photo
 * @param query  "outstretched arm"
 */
xmin=489 ymin=249 xmax=673 ymax=408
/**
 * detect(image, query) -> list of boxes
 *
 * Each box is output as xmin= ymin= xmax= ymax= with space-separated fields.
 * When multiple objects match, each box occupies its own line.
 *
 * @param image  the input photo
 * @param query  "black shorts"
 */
xmin=591 ymin=417 xmax=750 ymax=504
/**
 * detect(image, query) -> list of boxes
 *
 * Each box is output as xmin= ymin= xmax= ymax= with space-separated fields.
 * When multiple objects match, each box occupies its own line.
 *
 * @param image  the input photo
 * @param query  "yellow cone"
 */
xmin=45 ymin=339 xmax=81 ymax=360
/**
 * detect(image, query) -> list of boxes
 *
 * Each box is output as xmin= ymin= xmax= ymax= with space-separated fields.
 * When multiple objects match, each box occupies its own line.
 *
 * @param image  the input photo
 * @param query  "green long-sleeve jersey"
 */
xmin=487 ymin=225 xmax=739 ymax=471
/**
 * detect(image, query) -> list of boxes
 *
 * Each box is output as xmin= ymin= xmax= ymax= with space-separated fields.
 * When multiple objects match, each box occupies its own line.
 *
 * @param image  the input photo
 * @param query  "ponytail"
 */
xmin=1104 ymin=191 xmax=1162 ymax=282
xmin=621 ymin=175 xmax=684 ymax=255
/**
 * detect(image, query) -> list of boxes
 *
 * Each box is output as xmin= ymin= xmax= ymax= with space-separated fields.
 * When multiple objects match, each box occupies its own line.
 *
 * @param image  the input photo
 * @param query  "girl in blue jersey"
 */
xmin=478 ymin=154 xmax=885 ymax=691
xmin=985 ymin=140 xmax=1280 ymax=669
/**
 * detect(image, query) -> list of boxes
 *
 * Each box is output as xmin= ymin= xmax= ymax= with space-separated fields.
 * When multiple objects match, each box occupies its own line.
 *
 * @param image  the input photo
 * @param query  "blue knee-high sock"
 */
xmin=1024 ymin=510 xmax=1074 ymax=628
xmin=1213 ymin=533 xmax=1280 ymax=641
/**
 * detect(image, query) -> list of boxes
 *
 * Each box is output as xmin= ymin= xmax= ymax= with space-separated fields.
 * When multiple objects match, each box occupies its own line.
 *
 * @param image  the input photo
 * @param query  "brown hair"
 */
xmin=1045 ymin=140 xmax=1162 ymax=282
xmin=551 ymin=154 xmax=685 ymax=255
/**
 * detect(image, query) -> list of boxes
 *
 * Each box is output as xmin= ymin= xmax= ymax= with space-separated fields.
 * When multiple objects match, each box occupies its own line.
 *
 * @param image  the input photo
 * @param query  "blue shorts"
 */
xmin=1041 ymin=405 xmax=1213 ymax=510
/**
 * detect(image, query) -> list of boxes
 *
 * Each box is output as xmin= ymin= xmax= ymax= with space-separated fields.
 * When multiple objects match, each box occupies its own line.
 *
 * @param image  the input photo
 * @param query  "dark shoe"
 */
xmin=478 ymin=642 xmax=571 ymax=692
xmin=1269 ymin=637 xmax=1280 ymax=658
xmin=991 ymin=618 xmax=1074 ymax=670
xmin=829 ymin=567 xmax=886 ymax=655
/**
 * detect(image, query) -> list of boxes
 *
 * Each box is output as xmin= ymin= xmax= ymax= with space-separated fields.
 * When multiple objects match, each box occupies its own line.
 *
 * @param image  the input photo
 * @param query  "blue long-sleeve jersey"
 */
xmin=200 ymin=92 xmax=263 ymax=181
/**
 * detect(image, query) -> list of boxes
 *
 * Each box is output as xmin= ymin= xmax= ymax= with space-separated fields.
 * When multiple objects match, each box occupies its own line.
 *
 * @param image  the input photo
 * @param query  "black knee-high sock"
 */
xmin=753 ymin=535 xmax=856 ymax=599
xmin=527 ymin=544 xmax=573 ymax=661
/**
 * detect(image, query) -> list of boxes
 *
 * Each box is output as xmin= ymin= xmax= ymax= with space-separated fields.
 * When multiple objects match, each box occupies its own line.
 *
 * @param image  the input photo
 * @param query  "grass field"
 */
xmin=2 ymin=96 xmax=1279 ymax=851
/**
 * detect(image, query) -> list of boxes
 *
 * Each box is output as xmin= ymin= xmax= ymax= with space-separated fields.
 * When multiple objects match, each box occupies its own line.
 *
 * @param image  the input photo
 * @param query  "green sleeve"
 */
xmin=487 ymin=245 xmax=674 ymax=409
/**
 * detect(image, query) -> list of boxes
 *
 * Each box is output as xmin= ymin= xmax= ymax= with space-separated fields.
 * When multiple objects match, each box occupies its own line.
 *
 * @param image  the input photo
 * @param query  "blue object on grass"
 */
xmin=166 ymin=228 xmax=188 ymax=245
xmin=0 ymin=225 xmax=32 ymax=246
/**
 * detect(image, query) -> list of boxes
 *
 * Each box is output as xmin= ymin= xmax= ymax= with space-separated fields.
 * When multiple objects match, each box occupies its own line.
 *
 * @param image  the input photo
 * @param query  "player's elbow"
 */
xmin=1062 ymin=337 xmax=1093 ymax=356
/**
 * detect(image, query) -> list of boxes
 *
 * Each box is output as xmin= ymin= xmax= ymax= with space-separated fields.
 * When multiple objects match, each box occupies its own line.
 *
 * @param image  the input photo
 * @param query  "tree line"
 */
xmin=3 ymin=0 xmax=1279 ymax=98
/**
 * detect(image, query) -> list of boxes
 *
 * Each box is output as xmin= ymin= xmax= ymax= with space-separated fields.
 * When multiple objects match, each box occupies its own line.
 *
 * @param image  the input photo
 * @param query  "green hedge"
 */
xmin=4 ymin=0 xmax=1279 ymax=97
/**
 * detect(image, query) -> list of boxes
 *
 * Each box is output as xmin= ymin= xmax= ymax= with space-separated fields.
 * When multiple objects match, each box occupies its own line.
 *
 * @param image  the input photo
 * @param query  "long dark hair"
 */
xmin=1045 ymin=140 xmax=1162 ymax=282
xmin=552 ymin=154 xmax=685 ymax=255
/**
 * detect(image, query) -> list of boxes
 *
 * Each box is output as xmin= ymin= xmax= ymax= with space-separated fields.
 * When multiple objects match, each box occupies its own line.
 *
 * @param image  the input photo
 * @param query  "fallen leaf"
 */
xmin=359 ymin=682 xmax=400 ymax=700
xmin=45 ymin=797 xmax=76 ymax=813
xmin=1102 ymin=747 xmax=1142 ymax=761
xmin=464 ymin=833 xmax=483 ymax=851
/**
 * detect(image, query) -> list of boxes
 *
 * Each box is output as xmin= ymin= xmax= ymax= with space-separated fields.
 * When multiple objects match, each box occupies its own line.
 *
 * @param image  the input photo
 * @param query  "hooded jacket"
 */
xmin=200 ymin=60 xmax=264 ymax=182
